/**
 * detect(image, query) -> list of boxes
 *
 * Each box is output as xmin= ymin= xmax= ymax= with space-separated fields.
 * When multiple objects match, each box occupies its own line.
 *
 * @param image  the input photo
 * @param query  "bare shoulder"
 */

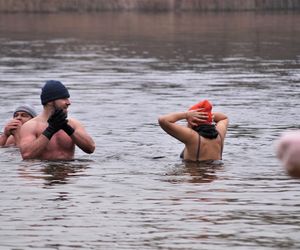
xmin=22 ymin=117 xmax=38 ymax=130
xmin=20 ymin=116 xmax=44 ymax=135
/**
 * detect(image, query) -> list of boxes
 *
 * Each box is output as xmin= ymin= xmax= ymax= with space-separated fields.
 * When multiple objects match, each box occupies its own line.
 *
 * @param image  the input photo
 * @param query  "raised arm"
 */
xmin=158 ymin=109 xmax=208 ymax=143
xmin=0 ymin=132 xmax=9 ymax=146
xmin=0 ymin=119 xmax=22 ymax=146
xmin=65 ymin=119 xmax=95 ymax=154
xmin=213 ymin=112 xmax=229 ymax=140
xmin=19 ymin=121 xmax=51 ymax=159
xmin=19 ymin=109 xmax=68 ymax=159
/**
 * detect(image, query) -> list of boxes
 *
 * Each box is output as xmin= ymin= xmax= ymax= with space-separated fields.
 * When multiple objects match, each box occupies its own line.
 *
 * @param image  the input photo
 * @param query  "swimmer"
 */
xmin=158 ymin=100 xmax=228 ymax=161
xmin=276 ymin=131 xmax=300 ymax=178
xmin=0 ymin=104 xmax=37 ymax=147
xmin=19 ymin=80 xmax=95 ymax=160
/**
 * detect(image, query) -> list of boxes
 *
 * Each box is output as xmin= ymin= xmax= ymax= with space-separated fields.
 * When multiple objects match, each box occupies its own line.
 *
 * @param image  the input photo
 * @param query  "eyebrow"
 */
xmin=14 ymin=112 xmax=31 ymax=116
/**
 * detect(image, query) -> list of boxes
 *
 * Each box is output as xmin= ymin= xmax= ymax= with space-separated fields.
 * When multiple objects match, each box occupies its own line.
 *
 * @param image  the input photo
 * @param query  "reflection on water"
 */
xmin=166 ymin=160 xmax=223 ymax=184
xmin=19 ymin=160 xmax=90 ymax=186
xmin=0 ymin=12 xmax=300 ymax=250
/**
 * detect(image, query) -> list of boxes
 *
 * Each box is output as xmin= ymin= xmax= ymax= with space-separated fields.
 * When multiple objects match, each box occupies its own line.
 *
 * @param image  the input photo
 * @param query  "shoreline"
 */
xmin=0 ymin=0 xmax=300 ymax=13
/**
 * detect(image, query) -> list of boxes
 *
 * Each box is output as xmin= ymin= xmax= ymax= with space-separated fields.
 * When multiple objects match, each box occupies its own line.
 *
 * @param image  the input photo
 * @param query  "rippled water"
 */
xmin=0 ymin=12 xmax=300 ymax=250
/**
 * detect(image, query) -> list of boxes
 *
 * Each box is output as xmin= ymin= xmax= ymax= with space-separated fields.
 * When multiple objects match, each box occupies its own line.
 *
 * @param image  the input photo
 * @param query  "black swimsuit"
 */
xmin=180 ymin=132 xmax=223 ymax=161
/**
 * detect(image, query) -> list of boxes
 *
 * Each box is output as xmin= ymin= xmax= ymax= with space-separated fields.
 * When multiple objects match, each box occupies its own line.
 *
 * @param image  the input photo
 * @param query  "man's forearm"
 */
xmin=0 ymin=133 xmax=9 ymax=146
xmin=69 ymin=131 xmax=95 ymax=154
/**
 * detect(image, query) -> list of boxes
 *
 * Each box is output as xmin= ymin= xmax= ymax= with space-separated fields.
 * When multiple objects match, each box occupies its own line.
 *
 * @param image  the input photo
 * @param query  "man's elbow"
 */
xmin=158 ymin=116 xmax=166 ymax=127
xmin=87 ymin=147 xmax=95 ymax=154
xmin=20 ymin=150 xmax=34 ymax=160
xmin=19 ymin=145 xmax=36 ymax=159
xmin=84 ymin=143 xmax=95 ymax=154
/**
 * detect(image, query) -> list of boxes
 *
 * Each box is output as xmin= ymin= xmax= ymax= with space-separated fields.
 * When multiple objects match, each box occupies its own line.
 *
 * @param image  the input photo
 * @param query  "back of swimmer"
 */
xmin=158 ymin=100 xmax=229 ymax=161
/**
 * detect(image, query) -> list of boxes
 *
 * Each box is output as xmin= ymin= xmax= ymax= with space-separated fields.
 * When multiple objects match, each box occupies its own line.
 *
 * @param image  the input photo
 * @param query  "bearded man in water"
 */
xmin=19 ymin=80 xmax=95 ymax=160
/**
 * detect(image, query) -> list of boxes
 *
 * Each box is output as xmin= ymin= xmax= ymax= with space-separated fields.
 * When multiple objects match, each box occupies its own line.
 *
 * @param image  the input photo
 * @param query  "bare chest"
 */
xmin=41 ymin=130 xmax=75 ymax=160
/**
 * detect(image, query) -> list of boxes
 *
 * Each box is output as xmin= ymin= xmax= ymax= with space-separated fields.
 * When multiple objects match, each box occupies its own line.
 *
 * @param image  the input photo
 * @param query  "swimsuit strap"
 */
xmin=197 ymin=132 xmax=223 ymax=161
xmin=180 ymin=134 xmax=201 ymax=160
xmin=183 ymin=132 xmax=222 ymax=161
xmin=196 ymin=133 xmax=201 ymax=161
xmin=218 ymin=132 xmax=223 ymax=160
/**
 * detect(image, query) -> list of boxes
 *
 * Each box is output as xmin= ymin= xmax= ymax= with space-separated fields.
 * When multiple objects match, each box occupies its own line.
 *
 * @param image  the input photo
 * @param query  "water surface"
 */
xmin=0 ymin=12 xmax=300 ymax=250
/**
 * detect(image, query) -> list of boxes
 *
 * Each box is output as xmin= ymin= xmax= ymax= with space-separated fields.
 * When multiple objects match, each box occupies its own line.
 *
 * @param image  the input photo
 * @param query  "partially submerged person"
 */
xmin=158 ymin=100 xmax=228 ymax=162
xmin=19 ymin=80 xmax=95 ymax=160
xmin=276 ymin=131 xmax=300 ymax=178
xmin=0 ymin=104 xmax=37 ymax=147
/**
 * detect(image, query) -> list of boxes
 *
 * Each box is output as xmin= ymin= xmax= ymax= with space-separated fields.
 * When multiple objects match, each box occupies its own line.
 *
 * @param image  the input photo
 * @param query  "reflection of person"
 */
xmin=158 ymin=100 xmax=228 ymax=161
xmin=276 ymin=131 xmax=300 ymax=178
xmin=41 ymin=162 xmax=87 ymax=185
xmin=18 ymin=161 xmax=89 ymax=187
xmin=0 ymin=104 xmax=37 ymax=147
xmin=19 ymin=80 xmax=95 ymax=160
xmin=183 ymin=161 xmax=223 ymax=183
xmin=166 ymin=161 xmax=223 ymax=184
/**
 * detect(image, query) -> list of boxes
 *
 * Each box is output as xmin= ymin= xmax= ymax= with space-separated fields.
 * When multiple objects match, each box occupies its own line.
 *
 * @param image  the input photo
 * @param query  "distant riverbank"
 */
xmin=0 ymin=0 xmax=300 ymax=13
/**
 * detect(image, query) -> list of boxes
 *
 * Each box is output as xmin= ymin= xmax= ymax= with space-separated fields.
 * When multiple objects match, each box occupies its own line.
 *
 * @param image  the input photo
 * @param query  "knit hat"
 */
xmin=40 ymin=80 xmax=70 ymax=105
xmin=14 ymin=104 xmax=37 ymax=118
xmin=188 ymin=99 xmax=213 ymax=124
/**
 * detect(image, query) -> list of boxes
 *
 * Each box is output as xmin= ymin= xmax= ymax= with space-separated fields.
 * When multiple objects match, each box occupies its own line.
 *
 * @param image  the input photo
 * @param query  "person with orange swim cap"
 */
xmin=158 ymin=100 xmax=228 ymax=161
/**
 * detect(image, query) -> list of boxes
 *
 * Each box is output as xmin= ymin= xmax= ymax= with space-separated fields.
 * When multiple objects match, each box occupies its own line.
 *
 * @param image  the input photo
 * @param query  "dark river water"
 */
xmin=0 ymin=12 xmax=300 ymax=250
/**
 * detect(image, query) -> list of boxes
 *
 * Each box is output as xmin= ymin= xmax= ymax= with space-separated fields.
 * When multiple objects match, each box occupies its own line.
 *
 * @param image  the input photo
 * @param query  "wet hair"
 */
xmin=193 ymin=124 xmax=218 ymax=139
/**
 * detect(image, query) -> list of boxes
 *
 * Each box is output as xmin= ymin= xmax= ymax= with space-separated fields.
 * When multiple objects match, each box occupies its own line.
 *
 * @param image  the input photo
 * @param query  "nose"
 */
xmin=66 ymin=98 xmax=71 ymax=106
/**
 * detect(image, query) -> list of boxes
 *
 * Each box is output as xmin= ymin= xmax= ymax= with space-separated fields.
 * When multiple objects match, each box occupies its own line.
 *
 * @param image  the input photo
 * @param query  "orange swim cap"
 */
xmin=188 ymin=99 xmax=213 ymax=124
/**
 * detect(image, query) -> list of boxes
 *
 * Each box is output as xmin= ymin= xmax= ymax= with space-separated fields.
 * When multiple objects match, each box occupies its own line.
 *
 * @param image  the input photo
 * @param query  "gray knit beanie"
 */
xmin=14 ymin=104 xmax=37 ymax=118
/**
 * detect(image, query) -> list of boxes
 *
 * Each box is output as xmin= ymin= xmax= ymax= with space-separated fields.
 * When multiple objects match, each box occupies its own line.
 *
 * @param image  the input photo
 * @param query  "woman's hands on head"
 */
xmin=186 ymin=109 xmax=208 ymax=127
